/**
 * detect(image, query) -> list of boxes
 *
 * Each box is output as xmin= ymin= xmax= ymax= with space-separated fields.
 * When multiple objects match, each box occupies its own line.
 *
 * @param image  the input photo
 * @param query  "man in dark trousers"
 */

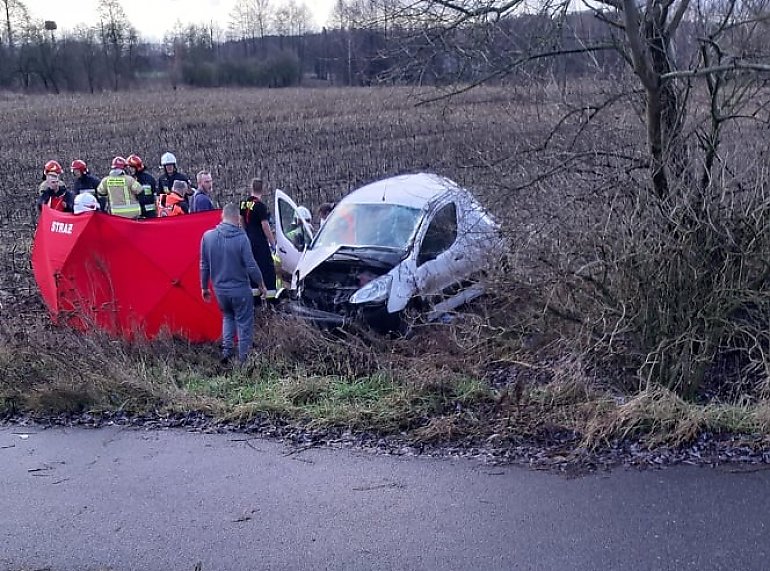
xmin=239 ymin=178 xmax=277 ymax=293
xmin=200 ymin=203 xmax=267 ymax=364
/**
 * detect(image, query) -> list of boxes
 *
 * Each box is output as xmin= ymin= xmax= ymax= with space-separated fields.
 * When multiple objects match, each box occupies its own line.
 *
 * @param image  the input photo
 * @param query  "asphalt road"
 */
xmin=1 ymin=426 xmax=768 ymax=571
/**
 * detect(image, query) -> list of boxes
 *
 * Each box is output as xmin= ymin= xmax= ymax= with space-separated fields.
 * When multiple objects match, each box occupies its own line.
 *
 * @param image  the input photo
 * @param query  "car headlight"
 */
xmin=349 ymin=274 xmax=392 ymax=305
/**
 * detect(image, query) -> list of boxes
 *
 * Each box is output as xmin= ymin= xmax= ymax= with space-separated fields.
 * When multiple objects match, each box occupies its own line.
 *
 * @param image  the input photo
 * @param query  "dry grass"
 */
xmin=582 ymin=388 xmax=770 ymax=447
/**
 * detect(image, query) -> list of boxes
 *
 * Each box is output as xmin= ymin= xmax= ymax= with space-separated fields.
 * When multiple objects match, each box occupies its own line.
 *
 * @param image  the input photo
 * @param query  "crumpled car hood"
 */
xmin=297 ymin=245 xmax=406 ymax=282
xmin=294 ymin=245 xmax=341 ymax=283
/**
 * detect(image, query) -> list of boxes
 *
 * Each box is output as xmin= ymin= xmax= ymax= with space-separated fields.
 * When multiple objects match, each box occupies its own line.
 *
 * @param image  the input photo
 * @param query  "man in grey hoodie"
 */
xmin=200 ymin=204 xmax=268 ymax=363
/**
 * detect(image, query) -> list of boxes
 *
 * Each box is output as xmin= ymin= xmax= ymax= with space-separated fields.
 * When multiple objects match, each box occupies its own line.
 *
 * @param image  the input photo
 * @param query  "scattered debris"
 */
xmin=232 ymin=509 xmax=258 ymax=523
xmin=352 ymin=481 xmax=405 ymax=492
xmin=27 ymin=467 xmax=52 ymax=473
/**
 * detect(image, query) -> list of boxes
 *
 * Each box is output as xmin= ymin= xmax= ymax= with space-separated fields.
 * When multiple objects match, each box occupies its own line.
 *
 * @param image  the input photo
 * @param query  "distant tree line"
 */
xmin=0 ymin=0 xmax=714 ymax=92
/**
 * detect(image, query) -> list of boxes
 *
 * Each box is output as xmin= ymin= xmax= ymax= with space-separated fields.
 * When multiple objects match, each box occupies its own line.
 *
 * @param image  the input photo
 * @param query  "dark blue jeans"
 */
xmin=216 ymin=293 xmax=254 ymax=362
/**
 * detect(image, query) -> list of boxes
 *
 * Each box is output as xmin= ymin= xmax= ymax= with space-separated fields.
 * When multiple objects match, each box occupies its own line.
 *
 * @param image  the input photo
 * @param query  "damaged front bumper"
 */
xmin=287 ymin=300 xmax=403 ymax=333
xmin=287 ymin=302 xmax=348 ymax=329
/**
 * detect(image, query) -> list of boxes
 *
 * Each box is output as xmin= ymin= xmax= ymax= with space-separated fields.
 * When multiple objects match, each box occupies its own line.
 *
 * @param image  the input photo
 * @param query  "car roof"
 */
xmin=340 ymin=173 xmax=458 ymax=209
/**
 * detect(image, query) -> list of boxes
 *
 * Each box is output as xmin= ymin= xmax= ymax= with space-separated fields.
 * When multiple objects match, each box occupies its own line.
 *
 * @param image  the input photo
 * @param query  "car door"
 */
xmin=413 ymin=201 xmax=461 ymax=296
xmin=274 ymin=189 xmax=314 ymax=275
xmin=449 ymin=192 xmax=483 ymax=278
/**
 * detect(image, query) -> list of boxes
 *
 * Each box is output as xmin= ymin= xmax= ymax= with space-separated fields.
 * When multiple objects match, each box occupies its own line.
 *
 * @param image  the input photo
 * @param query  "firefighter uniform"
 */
xmin=97 ymin=173 xmax=143 ymax=218
xmin=135 ymin=170 xmax=158 ymax=218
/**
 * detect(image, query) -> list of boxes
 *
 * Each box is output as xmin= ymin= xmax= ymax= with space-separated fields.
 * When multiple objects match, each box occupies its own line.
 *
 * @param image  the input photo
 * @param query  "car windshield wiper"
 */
xmin=337 ymin=245 xmax=404 ymax=252
xmin=328 ymin=246 xmax=404 ymax=267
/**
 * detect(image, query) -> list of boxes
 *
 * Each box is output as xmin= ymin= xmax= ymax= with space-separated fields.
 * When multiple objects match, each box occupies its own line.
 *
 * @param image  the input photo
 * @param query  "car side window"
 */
xmin=418 ymin=203 xmax=457 ymax=266
xmin=278 ymin=198 xmax=296 ymax=236
xmin=278 ymin=198 xmax=313 ymax=250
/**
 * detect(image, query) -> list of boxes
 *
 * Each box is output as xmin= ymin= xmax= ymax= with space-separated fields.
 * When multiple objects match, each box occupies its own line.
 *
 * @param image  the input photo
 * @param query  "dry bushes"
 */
xmin=538 ymin=158 xmax=770 ymax=399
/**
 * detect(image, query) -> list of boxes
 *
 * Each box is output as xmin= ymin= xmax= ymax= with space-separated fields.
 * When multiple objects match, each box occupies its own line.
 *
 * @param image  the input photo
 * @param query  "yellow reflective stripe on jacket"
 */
xmin=106 ymin=177 xmax=141 ymax=218
xmin=111 ymin=203 xmax=142 ymax=217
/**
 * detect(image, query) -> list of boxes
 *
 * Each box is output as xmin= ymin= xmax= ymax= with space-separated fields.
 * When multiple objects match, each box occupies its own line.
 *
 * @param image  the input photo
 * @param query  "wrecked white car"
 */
xmin=274 ymin=173 xmax=504 ymax=332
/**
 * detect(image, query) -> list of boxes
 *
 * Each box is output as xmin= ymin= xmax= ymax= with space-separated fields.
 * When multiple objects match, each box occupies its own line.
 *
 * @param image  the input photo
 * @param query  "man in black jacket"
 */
xmin=158 ymin=152 xmax=192 ymax=213
xmin=126 ymin=154 xmax=158 ymax=218
xmin=70 ymin=159 xmax=102 ymax=206
xmin=157 ymin=152 xmax=191 ymax=194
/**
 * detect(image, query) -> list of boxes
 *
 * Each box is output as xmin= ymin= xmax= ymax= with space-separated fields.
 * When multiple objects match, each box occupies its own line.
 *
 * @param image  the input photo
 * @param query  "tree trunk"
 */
xmin=641 ymin=10 xmax=687 ymax=200
xmin=4 ymin=1 xmax=12 ymax=49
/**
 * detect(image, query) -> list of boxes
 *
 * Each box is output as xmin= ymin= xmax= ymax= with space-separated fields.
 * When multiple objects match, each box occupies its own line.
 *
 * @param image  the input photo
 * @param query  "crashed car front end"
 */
xmin=292 ymin=248 xmax=408 ymax=332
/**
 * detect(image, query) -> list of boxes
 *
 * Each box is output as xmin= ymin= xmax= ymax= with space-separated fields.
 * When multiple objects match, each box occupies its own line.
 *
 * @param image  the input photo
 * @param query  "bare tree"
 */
xmin=272 ymin=0 xmax=312 ymax=71
xmin=97 ymin=0 xmax=137 ymax=90
xmin=229 ymin=0 xmax=274 ymax=56
xmin=26 ymin=19 xmax=61 ymax=92
xmin=0 ymin=0 xmax=29 ymax=49
xmin=72 ymin=25 xmax=102 ymax=93
xmin=252 ymin=0 xmax=273 ymax=54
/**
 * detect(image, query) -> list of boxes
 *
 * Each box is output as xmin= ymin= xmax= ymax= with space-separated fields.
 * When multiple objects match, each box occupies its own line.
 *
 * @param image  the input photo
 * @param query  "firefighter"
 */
xmin=37 ymin=160 xmax=74 ymax=213
xmin=157 ymin=180 xmax=188 ymax=217
xmin=157 ymin=152 xmax=191 ymax=195
xmin=70 ymin=160 xmax=101 ymax=196
xmin=96 ymin=156 xmax=144 ymax=218
xmin=126 ymin=154 xmax=158 ymax=218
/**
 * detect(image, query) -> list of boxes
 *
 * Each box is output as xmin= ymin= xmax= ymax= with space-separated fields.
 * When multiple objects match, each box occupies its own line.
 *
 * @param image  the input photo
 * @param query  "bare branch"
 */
xmin=429 ymin=0 xmax=525 ymax=18
xmin=416 ymin=43 xmax=620 ymax=105
xmin=661 ymin=62 xmax=770 ymax=81
xmin=667 ymin=0 xmax=691 ymax=36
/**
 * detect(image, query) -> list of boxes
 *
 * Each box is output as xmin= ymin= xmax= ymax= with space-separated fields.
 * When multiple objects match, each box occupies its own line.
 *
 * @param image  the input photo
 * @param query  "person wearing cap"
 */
xmin=96 ymin=156 xmax=144 ymax=218
xmin=37 ymin=160 xmax=74 ymax=213
xmin=73 ymin=192 xmax=101 ymax=215
xmin=286 ymin=206 xmax=314 ymax=250
xmin=70 ymin=160 xmax=101 ymax=202
xmin=157 ymin=152 xmax=191 ymax=196
xmin=157 ymin=180 xmax=189 ymax=217
xmin=126 ymin=154 xmax=158 ymax=218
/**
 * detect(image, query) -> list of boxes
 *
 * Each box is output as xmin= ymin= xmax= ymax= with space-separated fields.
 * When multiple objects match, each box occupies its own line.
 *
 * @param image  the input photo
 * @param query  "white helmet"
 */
xmin=294 ymin=206 xmax=312 ymax=223
xmin=161 ymin=152 xmax=177 ymax=166
xmin=74 ymin=193 xmax=100 ymax=215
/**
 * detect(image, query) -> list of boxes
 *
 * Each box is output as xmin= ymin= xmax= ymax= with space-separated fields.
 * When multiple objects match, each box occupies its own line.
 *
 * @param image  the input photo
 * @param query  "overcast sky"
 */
xmin=29 ymin=0 xmax=336 ymax=41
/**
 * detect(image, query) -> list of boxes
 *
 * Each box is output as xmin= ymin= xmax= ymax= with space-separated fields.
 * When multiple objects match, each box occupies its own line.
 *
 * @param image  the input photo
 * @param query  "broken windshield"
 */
xmin=311 ymin=203 xmax=422 ymax=251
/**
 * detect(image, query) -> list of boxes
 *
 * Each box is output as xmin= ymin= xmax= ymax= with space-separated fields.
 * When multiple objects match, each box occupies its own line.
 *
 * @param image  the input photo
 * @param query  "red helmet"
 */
xmin=70 ymin=159 xmax=87 ymax=173
xmin=111 ymin=156 xmax=127 ymax=170
xmin=126 ymin=154 xmax=144 ymax=171
xmin=44 ymin=160 xmax=63 ymax=175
